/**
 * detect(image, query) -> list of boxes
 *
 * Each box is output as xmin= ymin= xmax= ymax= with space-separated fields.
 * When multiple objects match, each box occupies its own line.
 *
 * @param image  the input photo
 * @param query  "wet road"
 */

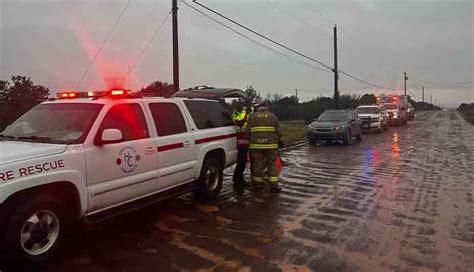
xmin=45 ymin=110 xmax=473 ymax=272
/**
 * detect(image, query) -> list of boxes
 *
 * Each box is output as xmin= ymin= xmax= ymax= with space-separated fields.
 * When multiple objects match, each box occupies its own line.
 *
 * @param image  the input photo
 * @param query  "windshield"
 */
xmin=382 ymin=104 xmax=398 ymax=110
xmin=356 ymin=107 xmax=379 ymax=114
xmin=318 ymin=111 xmax=347 ymax=122
xmin=2 ymin=103 xmax=103 ymax=144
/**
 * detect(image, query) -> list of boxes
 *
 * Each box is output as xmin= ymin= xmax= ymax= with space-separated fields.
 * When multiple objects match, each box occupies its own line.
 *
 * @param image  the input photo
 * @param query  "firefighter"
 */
xmin=247 ymin=99 xmax=282 ymax=193
xmin=232 ymin=105 xmax=250 ymax=185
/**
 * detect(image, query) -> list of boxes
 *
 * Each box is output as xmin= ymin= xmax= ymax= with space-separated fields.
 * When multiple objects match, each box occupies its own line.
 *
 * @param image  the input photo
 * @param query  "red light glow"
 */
xmin=111 ymin=90 xmax=125 ymax=96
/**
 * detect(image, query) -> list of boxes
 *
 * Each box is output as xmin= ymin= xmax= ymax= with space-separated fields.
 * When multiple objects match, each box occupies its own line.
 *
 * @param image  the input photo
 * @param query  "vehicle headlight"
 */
xmin=308 ymin=125 xmax=316 ymax=131
xmin=333 ymin=125 xmax=344 ymax=131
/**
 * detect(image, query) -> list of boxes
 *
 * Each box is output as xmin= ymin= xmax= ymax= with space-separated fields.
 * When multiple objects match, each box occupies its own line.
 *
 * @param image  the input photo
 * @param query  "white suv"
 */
xmin=355 ymin=105 xmax=388 ymax=133
xmin=0 ymin=90 xmax=237 ymax=266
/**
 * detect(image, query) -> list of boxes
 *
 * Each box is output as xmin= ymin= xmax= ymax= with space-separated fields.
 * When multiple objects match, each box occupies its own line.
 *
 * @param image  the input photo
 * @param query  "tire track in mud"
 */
xmin=44 ymin=111 xmax=473 ymax=272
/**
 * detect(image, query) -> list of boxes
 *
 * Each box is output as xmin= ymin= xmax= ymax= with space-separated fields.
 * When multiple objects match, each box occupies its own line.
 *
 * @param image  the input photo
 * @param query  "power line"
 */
xmin=339 ymin=70 xmax=392 ymax=90
xmin=75 ymin=0 xmax=132 ymax=89
xmin=182 ymin=1 xmax=330 ymax=73
xmin=296 ymin=0 xmax=355 ymax=43
xmin=264 ymin=0 xmax=333 ymax=40
xmin=191 ymin=0 xmax=400 ymax=93
xmin=126 ymin=10 xmax=172 ymax=79
xmin=191 ymin=0 xmax=333 ymax=72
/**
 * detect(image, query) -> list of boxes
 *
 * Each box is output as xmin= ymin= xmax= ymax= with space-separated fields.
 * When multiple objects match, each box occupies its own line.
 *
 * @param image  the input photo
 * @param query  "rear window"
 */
xmin=184 ymin=100 xmax=233 ymax=129
xmin=149 ymin=103 xmax=187 ymax=136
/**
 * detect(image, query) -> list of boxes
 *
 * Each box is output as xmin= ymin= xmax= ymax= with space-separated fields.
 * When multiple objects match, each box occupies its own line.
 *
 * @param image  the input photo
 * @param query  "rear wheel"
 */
xmin=2 ymin=194 xmax=69 ymax=268
xmin=196 ymin=156 xmax=223 ymax=200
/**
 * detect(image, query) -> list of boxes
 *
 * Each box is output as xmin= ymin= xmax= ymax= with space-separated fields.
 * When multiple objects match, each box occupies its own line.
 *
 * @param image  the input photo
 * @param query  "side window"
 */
xmin=149 ymin=103 xmax=187 ymax=136
xmin=98 ymin=104 xmax=149 ymax=142
xmin=184 ymin=100 xmax=233 ymax=129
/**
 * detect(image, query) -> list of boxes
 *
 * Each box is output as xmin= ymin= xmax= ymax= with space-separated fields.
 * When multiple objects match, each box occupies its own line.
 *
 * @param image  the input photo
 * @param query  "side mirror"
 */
xmin=97 ymin=128 xmax=123 ymax=145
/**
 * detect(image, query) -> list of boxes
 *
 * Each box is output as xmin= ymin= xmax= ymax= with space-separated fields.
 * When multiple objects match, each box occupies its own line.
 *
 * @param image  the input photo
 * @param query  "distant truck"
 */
xmin=376 ymin=94 xmax=409 ymax=125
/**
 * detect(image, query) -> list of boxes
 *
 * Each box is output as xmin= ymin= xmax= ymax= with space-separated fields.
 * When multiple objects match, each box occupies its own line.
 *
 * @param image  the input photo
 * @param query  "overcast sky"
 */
xmin=0 ymin=0 xmax=472 ymax=104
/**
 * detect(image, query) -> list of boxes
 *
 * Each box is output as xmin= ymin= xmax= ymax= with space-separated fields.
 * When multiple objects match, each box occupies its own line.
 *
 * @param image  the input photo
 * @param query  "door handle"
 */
xmin=183 ymin=140 xmax=191 ymax=147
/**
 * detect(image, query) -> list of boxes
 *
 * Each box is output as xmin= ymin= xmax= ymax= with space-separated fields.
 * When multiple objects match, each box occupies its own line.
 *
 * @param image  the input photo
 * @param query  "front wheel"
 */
xmin=356 ymin=131 xmax=362 ymax=142
xmin=2 ymin=195 xmax=68 ymax=268
xmin=196 ymin=156 xmax=223 ymax=200
xmin=343 ymin=130 xmax=351 ymax=145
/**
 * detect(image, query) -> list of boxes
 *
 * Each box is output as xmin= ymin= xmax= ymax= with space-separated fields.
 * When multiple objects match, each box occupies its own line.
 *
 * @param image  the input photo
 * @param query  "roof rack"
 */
xmin=182 ymin=85 xmax=215 ymax=91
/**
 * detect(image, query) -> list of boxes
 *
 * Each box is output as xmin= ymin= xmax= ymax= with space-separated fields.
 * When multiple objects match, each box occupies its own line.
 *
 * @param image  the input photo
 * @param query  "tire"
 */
xmin=377 ymin=122 xmax=383 ymax=133
xmin=356 ymin=131 xmax=362 ymax=142
xmin=308 ymin=139 xmax=317 ymax=146
xmin=343 ymin=130 xmax=351 ymax=145
xmin=196 ymin=156 xmax=223 ymax=200
xmin=2 ymin=194 xmax=69 ymax=268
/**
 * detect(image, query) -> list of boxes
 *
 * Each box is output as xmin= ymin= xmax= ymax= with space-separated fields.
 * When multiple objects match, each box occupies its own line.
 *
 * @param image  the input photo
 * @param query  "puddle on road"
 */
xmin=195 ymin=203 xmax=220 ymax=213
xmin=215 ymin=215 xmax=233 ymax=225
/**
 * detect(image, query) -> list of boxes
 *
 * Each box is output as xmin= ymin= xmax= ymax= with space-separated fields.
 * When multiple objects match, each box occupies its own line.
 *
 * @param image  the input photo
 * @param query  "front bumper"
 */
xmin=308 ymin=131 xmax=346 ymax=142
xmin=361 ymin=120 xmax=381 ymax=129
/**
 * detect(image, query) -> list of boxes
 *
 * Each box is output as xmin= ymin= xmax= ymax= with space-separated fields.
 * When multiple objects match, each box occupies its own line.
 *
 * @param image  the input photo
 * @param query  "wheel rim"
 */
xmin=20 ymin=210 xmax=60 ymax=256
xmin=205 ymin=164 xmax=220 ymax=191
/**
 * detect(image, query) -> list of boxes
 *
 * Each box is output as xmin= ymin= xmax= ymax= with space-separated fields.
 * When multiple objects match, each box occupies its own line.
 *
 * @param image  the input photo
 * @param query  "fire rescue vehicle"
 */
xmin=0 ymin=88 xmax=241 ymax=266
xmin=376 ymin=94 xmax=409 ymax=125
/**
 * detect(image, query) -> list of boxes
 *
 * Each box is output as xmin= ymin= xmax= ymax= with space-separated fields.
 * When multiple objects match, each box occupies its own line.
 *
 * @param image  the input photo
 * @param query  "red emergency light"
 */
xmin=110 ymin=89 xmax=132 ymax=96
xmin=58 ymin=91 xmax=77 ymax=99
xmin=57 ymin=89 xmax=133 ymax=99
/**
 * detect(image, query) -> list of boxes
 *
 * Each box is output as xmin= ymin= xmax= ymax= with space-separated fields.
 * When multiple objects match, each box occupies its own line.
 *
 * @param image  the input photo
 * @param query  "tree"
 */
xmin=358 ymin=94 xmax=376 ymax=105
xmin=244 ymin=85 xmax=258 ymax=105
xmin=0 ymin=76 xmax=50 ymax=131
xmin=139 ymin=80 xmax=175 ymax=96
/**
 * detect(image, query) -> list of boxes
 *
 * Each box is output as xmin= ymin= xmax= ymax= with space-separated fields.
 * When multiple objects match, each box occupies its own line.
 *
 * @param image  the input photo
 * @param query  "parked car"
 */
xmin=307 ymin=109 xmax=362 ymax=145
xmin=355 ymin=105 xmax=388 ymax=133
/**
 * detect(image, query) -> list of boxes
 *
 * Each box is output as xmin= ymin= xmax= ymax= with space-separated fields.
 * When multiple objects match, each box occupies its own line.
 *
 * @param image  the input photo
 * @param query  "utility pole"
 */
xmin=403 ymin=72 xmax=408 ymax=96
xmin=295 ymin=89 xmax=298 ymax=99
xmin=172 ymin=0 xmax=180 ymax=91
xmin=422 ymin=87 xmax=424 ymax=103
xmin=333 ymin=25 xmax=339 ymax=109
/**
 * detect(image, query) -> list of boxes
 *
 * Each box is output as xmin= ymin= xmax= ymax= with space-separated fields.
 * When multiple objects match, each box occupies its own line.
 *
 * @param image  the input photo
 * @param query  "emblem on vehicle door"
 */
xmin=116 ymin=146 xmax=141 ymax=173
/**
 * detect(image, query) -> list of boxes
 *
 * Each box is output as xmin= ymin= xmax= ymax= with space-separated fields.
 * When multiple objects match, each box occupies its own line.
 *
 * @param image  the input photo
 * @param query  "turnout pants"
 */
xmin=251 ymin=149 xmax=279 ymax=185
xmin=233 ymin=145 xmax=248 ymax=182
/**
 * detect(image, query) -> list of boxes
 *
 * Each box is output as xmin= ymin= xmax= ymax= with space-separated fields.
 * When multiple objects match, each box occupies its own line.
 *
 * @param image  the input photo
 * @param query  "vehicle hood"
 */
xmin=0 ymin=141 xmax=67 ymax=165
xmin=310 ymin=121 xmax=347 ymax=128
xmin=385 ymin=109 xmax=399 ymax=113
